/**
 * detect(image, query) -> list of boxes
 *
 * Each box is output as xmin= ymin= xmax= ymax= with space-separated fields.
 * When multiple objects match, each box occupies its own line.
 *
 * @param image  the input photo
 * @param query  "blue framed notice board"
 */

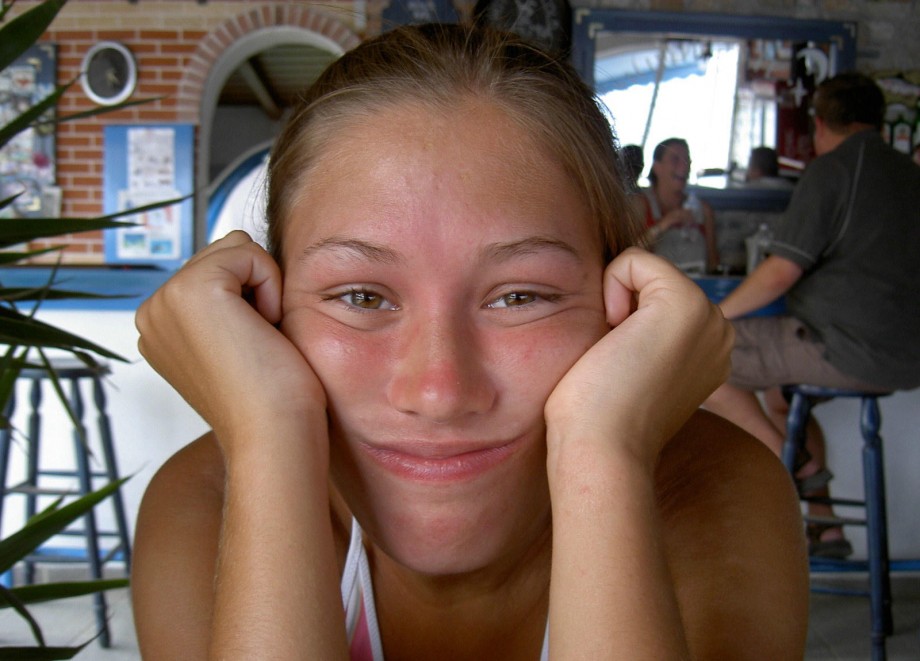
xmin=103 ymin=124 xmax=194 ymax=269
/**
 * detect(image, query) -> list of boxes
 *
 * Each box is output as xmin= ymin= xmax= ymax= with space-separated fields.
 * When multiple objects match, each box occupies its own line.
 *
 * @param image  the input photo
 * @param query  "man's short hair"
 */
xmin=812 ymin=72 xmax=885 ymax=132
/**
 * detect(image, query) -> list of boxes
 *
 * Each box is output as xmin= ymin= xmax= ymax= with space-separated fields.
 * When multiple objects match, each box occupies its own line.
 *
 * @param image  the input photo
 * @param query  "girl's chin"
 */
xmin=370 ymin=515 xmax=543 ymax=578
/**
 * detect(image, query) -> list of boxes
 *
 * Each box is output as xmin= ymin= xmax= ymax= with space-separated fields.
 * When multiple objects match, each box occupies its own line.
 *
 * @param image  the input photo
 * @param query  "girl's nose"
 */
xmin=386 ymin=316 xmax=496 ymax=423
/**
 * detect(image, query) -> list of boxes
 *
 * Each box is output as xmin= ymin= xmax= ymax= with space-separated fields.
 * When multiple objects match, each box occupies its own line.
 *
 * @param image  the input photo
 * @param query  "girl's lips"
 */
xmin=360 ymin=438 xmax=521 ymax=482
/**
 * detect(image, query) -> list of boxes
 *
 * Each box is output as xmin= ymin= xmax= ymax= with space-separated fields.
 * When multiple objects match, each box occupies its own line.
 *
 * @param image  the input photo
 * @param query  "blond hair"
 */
xmin=266 ymin=23 xmax=640 ymax=264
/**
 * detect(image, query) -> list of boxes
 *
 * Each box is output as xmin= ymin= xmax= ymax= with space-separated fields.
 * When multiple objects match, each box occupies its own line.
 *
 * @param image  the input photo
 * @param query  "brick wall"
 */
xmin=37 ymin=26 xmax=207 ymax=261
xmin=13 ymin=0 xmax=361 ymax=264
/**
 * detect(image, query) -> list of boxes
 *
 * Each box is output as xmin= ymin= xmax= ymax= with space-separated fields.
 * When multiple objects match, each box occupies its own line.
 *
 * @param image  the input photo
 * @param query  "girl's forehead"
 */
xmin=280 ymin=101 xmax=601 ymax=263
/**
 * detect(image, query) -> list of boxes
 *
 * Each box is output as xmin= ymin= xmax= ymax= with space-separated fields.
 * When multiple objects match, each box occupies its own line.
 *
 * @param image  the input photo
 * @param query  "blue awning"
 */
xmin=595 ymin=40 xmax=709 ymax=95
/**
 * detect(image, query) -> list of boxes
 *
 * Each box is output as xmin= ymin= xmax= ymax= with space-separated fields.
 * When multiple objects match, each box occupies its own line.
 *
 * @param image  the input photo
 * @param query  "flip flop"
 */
xmin=807 ymin=523 xmax=853 ymax=559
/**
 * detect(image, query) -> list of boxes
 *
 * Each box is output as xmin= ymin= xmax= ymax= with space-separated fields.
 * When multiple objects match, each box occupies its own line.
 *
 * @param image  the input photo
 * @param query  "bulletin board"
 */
xmin=0 ymin=44 xmax=58 ymax=219
xmin=103 ymin=124 xmax=194 ymax=269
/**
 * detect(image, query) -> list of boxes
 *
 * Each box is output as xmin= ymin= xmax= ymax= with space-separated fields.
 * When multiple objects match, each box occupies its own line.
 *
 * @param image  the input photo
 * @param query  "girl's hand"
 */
xmin=136 ymin=231 xmax=326 ymax=448
xmin=544 ymin=247 xmax=732 ymax=470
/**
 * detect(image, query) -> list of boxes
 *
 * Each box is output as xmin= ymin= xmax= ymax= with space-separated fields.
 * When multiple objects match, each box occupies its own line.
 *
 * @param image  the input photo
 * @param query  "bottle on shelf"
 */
xmin=745 ymin=222 xmax=773 ymax=274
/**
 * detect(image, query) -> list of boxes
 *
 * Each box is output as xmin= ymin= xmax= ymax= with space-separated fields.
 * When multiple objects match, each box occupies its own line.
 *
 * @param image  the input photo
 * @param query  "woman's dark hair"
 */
xmin=620 ymin=144 xmax=644 ymax=188
xmin=266 ymin=23 xmax=640 ymax=265
xmin=647 ymin=138 xmax=689 ymax=186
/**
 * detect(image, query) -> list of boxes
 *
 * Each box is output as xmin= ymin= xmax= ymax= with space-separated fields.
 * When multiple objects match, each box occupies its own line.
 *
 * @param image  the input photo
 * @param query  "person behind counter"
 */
xmin=745 ymin=146 xmax=793 ymax=188
xmin=635 ymin=138 xmax=720 ymax=273
xmin=620 ymin=143 xmax=645 ymax=191
xmin=131 ymin=23 xmax=807 ymax=659
xmin=704 ymin=72 xmax=920 ymax=558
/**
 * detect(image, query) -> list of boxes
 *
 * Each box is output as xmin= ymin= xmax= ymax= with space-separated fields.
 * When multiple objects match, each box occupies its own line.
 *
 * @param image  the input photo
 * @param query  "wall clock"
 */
xmin=80 ymin=41 xmax=137 ymax=105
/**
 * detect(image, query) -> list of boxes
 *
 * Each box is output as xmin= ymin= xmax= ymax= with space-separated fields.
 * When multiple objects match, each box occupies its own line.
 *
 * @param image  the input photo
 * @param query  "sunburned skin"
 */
xmin=278 ymin=98 xmax=608 ymax=577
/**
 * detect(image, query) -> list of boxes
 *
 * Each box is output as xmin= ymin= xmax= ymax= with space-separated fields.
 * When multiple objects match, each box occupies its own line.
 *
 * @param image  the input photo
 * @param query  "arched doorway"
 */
xmin=180 ymin=6 xmax=360 ymax=249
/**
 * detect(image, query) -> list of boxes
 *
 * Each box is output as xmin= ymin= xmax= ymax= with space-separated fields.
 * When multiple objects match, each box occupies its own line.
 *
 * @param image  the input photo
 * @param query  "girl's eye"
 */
xmin=487 ymin=291 xmax=539 ymax=309
xmin=337 ymin=289 xmax=399 ymax=310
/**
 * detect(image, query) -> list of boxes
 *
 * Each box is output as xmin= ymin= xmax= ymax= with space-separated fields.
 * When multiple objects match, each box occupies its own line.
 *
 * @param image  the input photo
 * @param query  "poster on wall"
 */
xmin=0 ymin=44 xmax=58 ymax=219
xmin=103 ymin=124 xmax=193 ymax=269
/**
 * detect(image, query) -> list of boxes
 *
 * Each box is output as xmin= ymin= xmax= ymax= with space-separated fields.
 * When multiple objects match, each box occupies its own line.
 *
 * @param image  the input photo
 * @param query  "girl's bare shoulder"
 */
xmin=655 ymin=410 xmax=809 ymax=659
xmin=136 ymin=431 xmax=351 ymax=566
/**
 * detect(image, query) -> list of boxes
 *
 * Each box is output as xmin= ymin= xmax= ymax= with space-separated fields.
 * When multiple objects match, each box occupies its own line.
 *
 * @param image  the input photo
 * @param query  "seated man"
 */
xmin=705 ymin=72 xmax=920 ymax=557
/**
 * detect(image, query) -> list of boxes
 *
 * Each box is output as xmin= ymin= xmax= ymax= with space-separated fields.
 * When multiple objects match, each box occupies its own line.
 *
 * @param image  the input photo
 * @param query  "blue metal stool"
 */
xmin=0 ymin=359 xmax=132 ymax=648
xmin=781 ymin=384 xmax=892 ymax=661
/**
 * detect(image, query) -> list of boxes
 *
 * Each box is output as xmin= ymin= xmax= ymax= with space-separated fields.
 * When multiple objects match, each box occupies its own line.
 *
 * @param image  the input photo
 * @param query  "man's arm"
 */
xmin=720 ymin=254 xmax=804 ymax=320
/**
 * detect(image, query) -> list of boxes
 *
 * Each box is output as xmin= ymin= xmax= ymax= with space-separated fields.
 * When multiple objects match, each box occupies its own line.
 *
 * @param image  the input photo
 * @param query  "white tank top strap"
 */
xmin=342 ymin=518 xmax=385 ymax=661
xmin=341 ymin=517 xmax=549 ymax=659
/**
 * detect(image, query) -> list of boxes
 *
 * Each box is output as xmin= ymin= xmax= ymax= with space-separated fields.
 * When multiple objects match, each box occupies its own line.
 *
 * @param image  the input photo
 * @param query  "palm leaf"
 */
xmin=0 ymin=583 xmax=46 ymax=646
xmin=0 ymin=645 xmax=87 ymax=660
xmin=49 ymin=96 xmax=164 ymax=125
xmin=0 ymin=194 xmax=189 ymax=249
xmin=3 ymin=578 xmax=129 ymax=607
xmin=0 ymin=85 xmax=64 ymax=153
xmin=0 ymin=478 xmax=128 ymax=574
xmin=0 ymin=287 xmax=130 ymax=303
xmin=0 ymin=307 xmax=126 ymax=361
xmin=0 ymin=218 xmax=132 ymax=250
xmin=0 ymin=248 xmax=62 ymax=265
xmin=0 ymin=0 xmax=67 ymax=72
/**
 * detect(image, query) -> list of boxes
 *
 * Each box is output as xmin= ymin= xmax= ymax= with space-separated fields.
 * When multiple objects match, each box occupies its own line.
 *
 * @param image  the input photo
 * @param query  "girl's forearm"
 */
xmin=209 ymin=417 xmax=348 ymax=660
xmin=546 ymin=431 xmax=688 ymax=660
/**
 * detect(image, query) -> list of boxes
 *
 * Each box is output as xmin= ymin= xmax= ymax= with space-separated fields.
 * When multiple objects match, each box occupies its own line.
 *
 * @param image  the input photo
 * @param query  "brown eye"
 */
xmin=347 ymin=290 xmax=387 ymax=309
xmin=488 ymin=292 xmax=538 ymax=308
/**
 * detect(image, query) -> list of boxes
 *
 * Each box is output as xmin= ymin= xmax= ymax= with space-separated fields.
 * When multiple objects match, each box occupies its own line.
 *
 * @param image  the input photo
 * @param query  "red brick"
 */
xmin=97 ymin=31 xmax=137 ymax=41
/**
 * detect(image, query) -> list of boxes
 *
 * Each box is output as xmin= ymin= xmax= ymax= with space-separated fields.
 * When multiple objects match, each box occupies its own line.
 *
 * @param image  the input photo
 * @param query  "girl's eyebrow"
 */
xmin=299 ymin=235 xmax=582 ymax=265
xmin=299 ymin=237 xmax=404 ymax=265
xmin=483 ymin=236 xmax=581 ymax=262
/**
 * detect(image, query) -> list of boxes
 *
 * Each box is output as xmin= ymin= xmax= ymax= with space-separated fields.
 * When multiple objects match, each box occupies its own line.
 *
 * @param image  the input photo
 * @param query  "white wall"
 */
xmin=2 ymin=309 xmax=207 ymax=546
xmin=4 ymin=308 xmax=919 ymax=561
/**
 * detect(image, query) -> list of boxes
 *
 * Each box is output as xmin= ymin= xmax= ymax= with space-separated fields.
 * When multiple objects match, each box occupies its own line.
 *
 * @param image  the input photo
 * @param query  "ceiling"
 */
xmin=217 ymin=43 xmax=340 ymax=120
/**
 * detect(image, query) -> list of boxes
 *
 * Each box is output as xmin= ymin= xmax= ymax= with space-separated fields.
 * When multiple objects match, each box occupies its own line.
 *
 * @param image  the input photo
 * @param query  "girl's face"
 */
xmin=652 ymin=143 xmax=691 ymax=192
xmin=279 ymin=99 xmax=608 ymax=575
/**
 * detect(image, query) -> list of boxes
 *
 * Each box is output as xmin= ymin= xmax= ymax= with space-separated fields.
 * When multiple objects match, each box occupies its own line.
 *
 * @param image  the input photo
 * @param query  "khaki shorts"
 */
xmin=729 ymin=316 xmax=887 ymax=392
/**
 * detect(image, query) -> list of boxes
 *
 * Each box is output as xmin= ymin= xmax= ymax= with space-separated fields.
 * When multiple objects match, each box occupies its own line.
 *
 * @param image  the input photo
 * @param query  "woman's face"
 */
xmin=279 ymin=99 xmax=608 ymax=575
xmin=652 ymin=143 xmax=691 ymax=192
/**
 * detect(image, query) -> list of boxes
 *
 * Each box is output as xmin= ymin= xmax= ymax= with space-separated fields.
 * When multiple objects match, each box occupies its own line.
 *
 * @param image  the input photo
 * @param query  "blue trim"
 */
xmin=692 ymin=275 xmax=786 ymax=317
xmin=0 ymin=266 xmax=173 ymax=311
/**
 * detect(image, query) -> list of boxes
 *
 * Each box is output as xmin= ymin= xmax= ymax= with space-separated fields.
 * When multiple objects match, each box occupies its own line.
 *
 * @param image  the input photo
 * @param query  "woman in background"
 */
xmin=638 ymin=138 xmax=720 ymax=273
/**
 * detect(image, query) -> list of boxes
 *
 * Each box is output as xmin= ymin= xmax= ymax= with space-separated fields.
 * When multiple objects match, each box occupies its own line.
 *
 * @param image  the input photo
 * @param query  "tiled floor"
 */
xmin=1 ymin=568 xmax=918 ymax=659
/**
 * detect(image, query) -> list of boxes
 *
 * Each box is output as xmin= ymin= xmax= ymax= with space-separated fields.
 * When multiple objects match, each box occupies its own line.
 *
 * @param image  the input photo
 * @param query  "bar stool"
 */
xmin=0 ymin=358 xmax=132 ymax=648
xmin=780 ymin=384 xmax=892 ymax=661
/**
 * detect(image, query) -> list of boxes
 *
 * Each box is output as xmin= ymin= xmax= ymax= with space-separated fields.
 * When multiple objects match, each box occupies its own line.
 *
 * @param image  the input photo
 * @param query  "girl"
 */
xmin=132 ymin=24 xmax=807 ymax=660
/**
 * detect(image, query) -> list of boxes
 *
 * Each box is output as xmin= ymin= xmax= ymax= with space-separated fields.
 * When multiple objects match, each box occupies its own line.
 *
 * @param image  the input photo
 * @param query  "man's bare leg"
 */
xmin=704 ymin=382 xmax=785 ymax=456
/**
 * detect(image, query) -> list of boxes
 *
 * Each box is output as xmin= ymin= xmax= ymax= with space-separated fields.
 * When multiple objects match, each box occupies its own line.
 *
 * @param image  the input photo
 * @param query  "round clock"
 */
xmin=80 ymin=41 xmax=137 ymax=106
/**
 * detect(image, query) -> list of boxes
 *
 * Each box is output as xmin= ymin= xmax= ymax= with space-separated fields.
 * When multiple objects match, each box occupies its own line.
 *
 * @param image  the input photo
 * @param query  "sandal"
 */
xmin=796 ymin=468 xmax=834 ymax=495
xmin=807 ymin=523 xmax=853 ymax=559
xmin=793 ymin=448 xmax=833 ymax=495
